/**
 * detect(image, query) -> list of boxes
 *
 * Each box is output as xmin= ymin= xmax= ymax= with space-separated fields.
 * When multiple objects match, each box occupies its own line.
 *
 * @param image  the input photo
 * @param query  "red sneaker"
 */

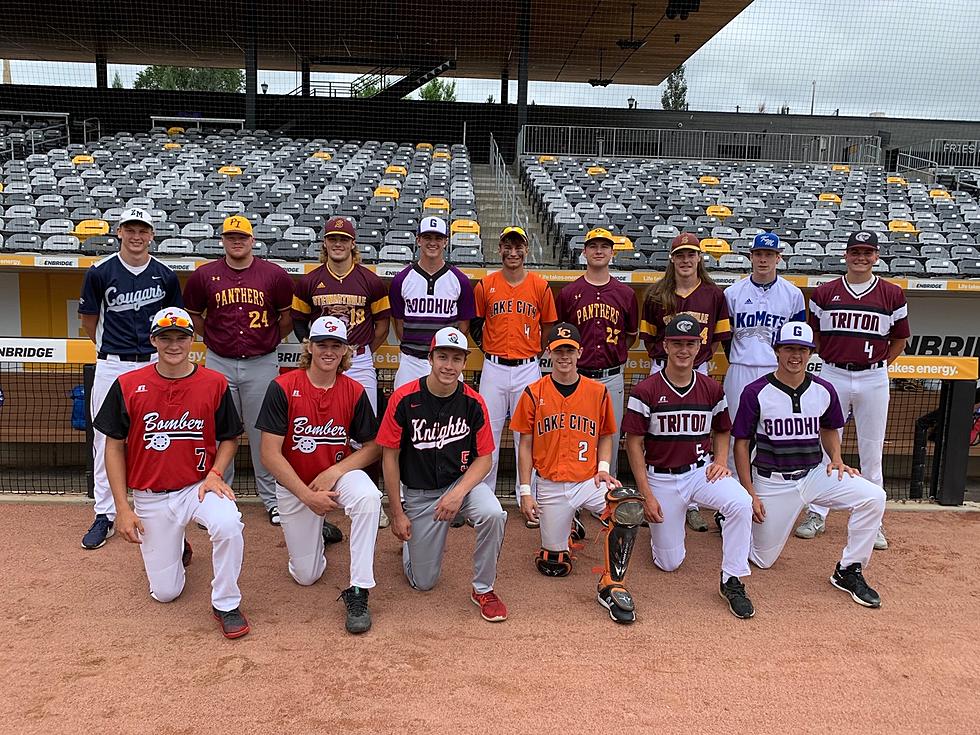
xmin=471 ymin=589 xmax=508 ymax=622
xmin=212 ymin=606 xmax=250 ymax=639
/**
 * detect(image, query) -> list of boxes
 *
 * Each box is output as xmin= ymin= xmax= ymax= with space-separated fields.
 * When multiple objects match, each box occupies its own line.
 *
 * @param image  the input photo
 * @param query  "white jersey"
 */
xmin=724 ymin=276 xmax=806 ymax=367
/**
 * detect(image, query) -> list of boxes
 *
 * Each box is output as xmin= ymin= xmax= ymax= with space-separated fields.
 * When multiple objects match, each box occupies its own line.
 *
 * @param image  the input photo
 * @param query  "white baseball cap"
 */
xmin=118 ymin=207 xmax=154 ymax=228
xmin=775 ymin=322 xmax=815 ymax=349
xmin=429 ymin=326 xmax=469 ymax=353
xmin=309 ymin=316 xmax=349 ymax=344
xmin=149 ymin=307 xmax=194 ymax=336
xmin=419 ymin=216 xmax=448 ymax=236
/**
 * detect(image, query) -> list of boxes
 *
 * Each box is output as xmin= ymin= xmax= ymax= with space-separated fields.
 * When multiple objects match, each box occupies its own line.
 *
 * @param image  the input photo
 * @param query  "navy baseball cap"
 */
xmin=751 ymin=232 xmax=781 ymax=251
xmin=846 ymin=230 xmax=880 ymax=250
xmin=775 ymin=322 xmax=815 ymax=349
xmin=664 ymin=314 xmax=701 ymax=340
xmin=547 ymin=322 xmax=581 ymax=350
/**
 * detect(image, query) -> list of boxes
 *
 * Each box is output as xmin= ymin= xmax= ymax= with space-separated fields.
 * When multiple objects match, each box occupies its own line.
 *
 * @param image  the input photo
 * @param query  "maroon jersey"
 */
xmin=93 ymin=365 xmax=243 ymax=491
xmin=255 ymin=369 xmax=378 ymax=486
xmin=621 ymin=371 xmax=731 ymax=468
xmin=183 ymin=258 xmax=294 ymax=358
xmin=639 ymin=281 xmax=731 ymax=367
xmin=292 ymin=263 xmax=390 ymax=350
xmin=809 ymin=276 xmax=910 ymax=365
xmin=556 ymin=276 xmax=639 ymax=369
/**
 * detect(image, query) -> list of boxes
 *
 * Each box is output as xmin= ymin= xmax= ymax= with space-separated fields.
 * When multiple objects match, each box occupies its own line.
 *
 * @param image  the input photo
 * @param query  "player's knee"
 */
xmin=749 ymin=551 xmax=775 ymax=570
xmin=653 ymin=548 xmax=685 ymax=572
xmin=291 ymin=566 xmax=323 ymax=587
xmin=409 ymin=570 xmax=439 ymax=592
xmin=207 ymin=511 xmax=244 ymax=541
xmin=150 ymin=578 xmax=185 ymax=604
xmin=721 ymin=492 xmax=752 ymax=518
xmin=347 ymin=479 xmax=382 ymax=514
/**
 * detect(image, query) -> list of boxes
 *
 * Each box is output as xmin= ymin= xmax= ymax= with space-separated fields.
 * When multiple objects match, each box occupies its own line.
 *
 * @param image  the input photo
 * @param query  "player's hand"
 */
xmin=643 ymin=495 xmax=664 ymax=524
xmin=309 ymin=466 xmax=343 ymax=494
xmin=200 ymin=472 xmax=236 ymax=502
xmin=116 ymin=508 xmax=144 ymax=544
xmin=304 ymin=487 xmax=340 ymax=515
xmin=390 ymin=512 xmax=412 ymax=541
xmin=520 ymin=494 xmax=540 ymax=524
xmin=433 ymin=490 xmax=464 ymax=523
xmin=594 ymin=471 xmax=622 ymax=489
xmin=751 ymin=495 xmax=767 ymax=524
xmin=826 ymin=460 xmax=860 ymax=480
xmin=705 ymin=462 xmax=732 ymax=483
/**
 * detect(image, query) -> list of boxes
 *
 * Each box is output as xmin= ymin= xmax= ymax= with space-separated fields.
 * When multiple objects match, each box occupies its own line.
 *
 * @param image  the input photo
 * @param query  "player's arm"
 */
xmin=820 ymin=428 xmax=860 ymax=480
xmin=189 ymin=313 xmax=206 ymax=338
xmin=78 ymin=268 xmax=101 ymax=343
xmin=708 ymin=430 xmax=733 ymax=481
xmin=516 ymin=432 xmax=539 ymax=523
xmin=199 ymin=387 xmax=243 ymax=500
xmin=93 ymin=381 xmax=142 ymax=542
xmin=626 ymin=433 xmax=662 ymax=523
xmin=456 ymin=319 xmax=470 ymax=337
xmin=277 ymin=309 xmax=294 ymax=339
xmin=80 ymin=314 xmax=99 ymax=342
xmin=886 ymin=337 xmax=907 ymax=365
xmin=382 ymin=446 xmax=410 ymax=540
xmin=730 ymin=387 xmax=765 ymax=521
xmin=290 ymin=279 xmax=314 ymax=341
xmin=370 ymin=316 xmax=390 ymax=353
xmin=432 ymin=396 xmax=495 ymax=521
xmin=260 ymin=432 xmax=338 ymax=515
xmin=392 ymin=318 xmax=404 ymax=341
xmin=733 ymin=439 xmax=754 ymax=494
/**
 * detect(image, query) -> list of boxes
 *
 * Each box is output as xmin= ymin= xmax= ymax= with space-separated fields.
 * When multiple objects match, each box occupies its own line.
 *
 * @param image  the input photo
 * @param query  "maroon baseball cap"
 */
xmin=323 ymin=216 xmax=356 ymax=239
xmin=671 ymin=233 xmax=702 ymax=253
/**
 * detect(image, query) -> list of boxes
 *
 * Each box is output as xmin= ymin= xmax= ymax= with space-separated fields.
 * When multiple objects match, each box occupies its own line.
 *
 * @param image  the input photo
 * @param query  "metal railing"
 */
xmin=489 ymin=132 xmax=543 ymax=260
xmin=284 ymin=80 xmax=362 ymax=98
xmin=149 ymin=115 xmax=245 ymax=131
xmin=896 ymin=151 xmax=939 ymax=183
xmin=82 ymin=118 xmax=101 ymax=145
xmin=27 ymin=123 xmax=70 ymax=154
xmin=899 ymin=138 xmax=980 ymax=170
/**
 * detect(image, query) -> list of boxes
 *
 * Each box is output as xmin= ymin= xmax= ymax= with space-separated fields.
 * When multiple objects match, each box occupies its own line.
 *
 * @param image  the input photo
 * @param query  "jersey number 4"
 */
xmin=864 ymin=340 xmax=874 ymax=360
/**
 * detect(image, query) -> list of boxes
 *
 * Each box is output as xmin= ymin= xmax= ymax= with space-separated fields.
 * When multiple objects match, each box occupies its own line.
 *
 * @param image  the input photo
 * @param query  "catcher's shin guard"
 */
xmin=535 ymin=548 xmax=573 ymax=577
xmin=598 ymin=486 xmax=643 ymax=614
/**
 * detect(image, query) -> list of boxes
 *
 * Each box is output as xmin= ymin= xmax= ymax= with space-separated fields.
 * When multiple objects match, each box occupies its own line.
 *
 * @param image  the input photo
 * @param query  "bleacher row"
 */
xmin=522 ymin=156 xmax=980 ymax=277
xmin=0 ymin=129 xmax=486 ymax=264
xmin=0 ymin=119 xmax=66 ymax=162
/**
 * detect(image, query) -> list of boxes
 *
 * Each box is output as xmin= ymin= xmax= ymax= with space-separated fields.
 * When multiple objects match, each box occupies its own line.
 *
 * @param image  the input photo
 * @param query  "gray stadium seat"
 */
xmin=42 ymin=235 xmax=81 ymax=252
xmin=925 ymin=258 xmax=958 ymax=276
xmin=157 ymin=238 xmax=195 ymax=255
xmin=378 ymin=244 xmax=414 ymax=262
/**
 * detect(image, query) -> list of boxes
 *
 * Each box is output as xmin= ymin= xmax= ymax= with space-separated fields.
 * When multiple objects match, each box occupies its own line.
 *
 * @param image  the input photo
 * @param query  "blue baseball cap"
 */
xmin=751 ymin=232 xmax=781 ymax=251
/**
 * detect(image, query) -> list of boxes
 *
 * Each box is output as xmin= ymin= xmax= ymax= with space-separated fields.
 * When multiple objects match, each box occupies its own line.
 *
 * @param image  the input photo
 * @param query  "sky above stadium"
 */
xmin=4 ymin=0 xmax=978 ymax=120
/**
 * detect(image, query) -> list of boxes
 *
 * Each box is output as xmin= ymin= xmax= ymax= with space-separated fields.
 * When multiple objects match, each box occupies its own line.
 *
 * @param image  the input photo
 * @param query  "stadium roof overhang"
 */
xmin=0 ymin=0 xmax=752 ymax=85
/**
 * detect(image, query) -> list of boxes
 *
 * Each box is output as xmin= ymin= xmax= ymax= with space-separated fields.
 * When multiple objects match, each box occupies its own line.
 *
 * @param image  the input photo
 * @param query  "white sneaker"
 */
xmin=794 ymin=511 xmax=826 ymax=539
xmin=874 ymin=526 xmax=888 ymax=550
xmin=378 ymin=506 xmax=390 ymax=529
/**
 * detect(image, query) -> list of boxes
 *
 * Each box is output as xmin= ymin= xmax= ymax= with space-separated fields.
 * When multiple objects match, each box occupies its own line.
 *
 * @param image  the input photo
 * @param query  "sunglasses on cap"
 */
xmin=153 ymin=314 xmax=192 ymax=330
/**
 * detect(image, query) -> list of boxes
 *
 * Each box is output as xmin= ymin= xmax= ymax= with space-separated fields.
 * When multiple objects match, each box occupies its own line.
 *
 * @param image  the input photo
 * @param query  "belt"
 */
xmin=757 ymin=468 xmax=812 ymax=481
xmin=649 ymin=457 xmax=709 ymax=475
xmin=98 ymin=351 xmax=152 ymax=363
xmin=579 ymin=365 xmax=622 ymax=379
xmin=486 ymin=354 xmax=536 ymax=367
xmin=354 ymin=345 xmax=368 ymax=357
xmin=830 ymin=361 xmax=885 ymax=372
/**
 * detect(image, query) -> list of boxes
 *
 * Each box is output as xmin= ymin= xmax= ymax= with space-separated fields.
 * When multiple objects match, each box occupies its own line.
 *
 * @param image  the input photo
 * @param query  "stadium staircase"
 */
xmin=473 ymin=163 xmax=551 ymax=265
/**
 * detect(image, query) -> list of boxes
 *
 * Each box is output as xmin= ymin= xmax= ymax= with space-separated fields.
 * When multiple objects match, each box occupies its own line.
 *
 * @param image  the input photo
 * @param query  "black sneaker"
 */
xmin=268 ymin=506 xmax=281 ymax=526
xmin=571 ymin=510 xmax=587 ymax=541
xmin=831 ymin=562 xmax=881 ymax=608
xmin=450 ymin=512 xmax=467 ymax=528
xmin=597 ymin=585 xmax=636 ymax=625
xmin=81 ymin=514 xmax=115 ymax=550
xmin=713 ymin=511 xmax=725 ymax=533
xmin=719 ymin=576 xmax=755 ymax=619
xmin=322 ymin=520 xmax=343 ymax=544
xmin=182 ymin=539 xmax=193 ymax=568
xmin=338 ymin=586 xmax=372 ymax=634
xmin=211 ymin=606 xmax=250 ymax=639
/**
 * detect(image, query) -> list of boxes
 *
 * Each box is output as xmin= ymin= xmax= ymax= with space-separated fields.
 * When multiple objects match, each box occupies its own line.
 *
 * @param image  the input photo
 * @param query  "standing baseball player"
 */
xmin=511 ymin=322 xmax=644 ymax=624
xmin=376 ymin=327 xmax=509 ymax=623
xmin=796 ymin=230 xmax=909 ymax=550
xmin=183 ymin=215 xmax=294 ymax=526
xmin=389 ymin=216 xmax=476 ymax=390
xmin=556 ymin=228 xmax=638 ymax=479
xmin=257 ymin=316 xmax=383 ymax=634
xmin=732 ymin=322 xmax=886 ymax=608
xmin=78 ymin=207 xmax=182 ymax=551
xmin=723 ymin=233 xmax=806 ymax=467
xmin=94 ymin=307 xmax=249 ymax=639
xmin=473 ymin=225 xmax=558 ymax=496
xmin=623 ymin=314 xmax=755 ymax=619
xmin=639 ymin=232 xmax=731 ymax=532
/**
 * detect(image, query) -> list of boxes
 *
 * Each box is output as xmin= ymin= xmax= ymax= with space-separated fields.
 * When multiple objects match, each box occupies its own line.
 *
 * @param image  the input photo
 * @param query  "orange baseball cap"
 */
xmin=221 ymin=216 xmax=253 ymax=236
xmin=670 ymin=232 xmax=702 ymax=253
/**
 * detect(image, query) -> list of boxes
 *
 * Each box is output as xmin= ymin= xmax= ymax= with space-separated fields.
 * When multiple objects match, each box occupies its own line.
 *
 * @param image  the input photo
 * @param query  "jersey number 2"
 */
xmin=578 ymin=441 xmax=588 ymax=462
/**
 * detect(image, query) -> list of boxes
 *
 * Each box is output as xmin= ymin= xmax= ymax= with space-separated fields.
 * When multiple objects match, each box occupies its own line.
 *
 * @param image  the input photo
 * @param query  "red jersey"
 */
xmin=639 ymin=281 xmax=731 ymax=367
xmin=93 ymin=364 xmax=243 ymax=491
xmin=255 ymin=369 xmax=378 ymax=486
xmin=183 ymin=257 xmax=294 ymax=359
xmin=474 ymin=270 xmax=558 ymax=359
xmin=292 ymin=263 xmax=390 ymax=350
xmin=621 ymin=371 xmax=731 ymax=469
xmin=808 ymin=276 xmax=910 ymax=365
xmin=555 ymin=276 xmax=639 ymax=369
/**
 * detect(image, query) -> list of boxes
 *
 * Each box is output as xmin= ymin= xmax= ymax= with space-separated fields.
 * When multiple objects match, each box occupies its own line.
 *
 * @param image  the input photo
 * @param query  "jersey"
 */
xmin=639 ymin=281 xmax=731 ymax=367
xmin=78 ymin=254 xmax=183 ymax=355
xmin=622 ymin=371 xmax=731 ymax=468
xmin=182 ymin=257 xmax=294 ymax=359
xmin=809 ymin=276 xmax=910 ymax=365
xmin=474 ymin=270 xmax=558 ymax=359
xmin=376 ymin=378 xmax=495 ymax=490
xmin=255 ymin=369 xmax=378 ymax=486
xmin=93 ymin=364 xmax=243 ymax=491
xmin=510 ymin=375 xmax=616 ymax=483
xmin=732 ymin=374 xmax=845 ymax=474
xmin=291 ymin=263 xmax=390 ymax=350
xmin=555 ymin=276 xmax=638 ymax=369
xmin=725 ymin=276 xmax=806 ymax=367
xmin=389 ymin=263 xmax=476 ymax=358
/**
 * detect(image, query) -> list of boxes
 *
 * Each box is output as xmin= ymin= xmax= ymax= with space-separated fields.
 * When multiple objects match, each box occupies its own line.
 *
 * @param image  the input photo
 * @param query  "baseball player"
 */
xmin=183 ymin=215 xmax=294 ymax=526
xmin=78 ymin=207 xmax=183 ymax=551
xmin=722 ymin=233 xmax=806 ymax=467
xmin=389 ymin=216 xmax=476 ymax=390
xmin=94 ymin=307 xmax=249 ymax=639
xmin=473 ymin=225 xmax=558 ymax=497
xmin=376 ymin=327 xmax=509 ymax=623
xmin=623 ymin=314 xmax=755 ymax=619
xmin=257 ymin=316 xmax=383 ymax=634
xmin=556 ymin=228 xmax=638 ymax=479
xmin=796 ymin=230 xmax=909 ymax=550
xmin=639 ymin=232 xmax=731 ymax=532
xmin=732 ymin=322 xmax=886 ymax=608
xmin=511 ymin=323 xmax=644 ymax=624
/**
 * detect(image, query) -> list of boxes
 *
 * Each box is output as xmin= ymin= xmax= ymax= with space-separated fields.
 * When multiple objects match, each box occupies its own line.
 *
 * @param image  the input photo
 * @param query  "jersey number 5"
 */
xmin=248 ymin=310 xmax=270 ymax=329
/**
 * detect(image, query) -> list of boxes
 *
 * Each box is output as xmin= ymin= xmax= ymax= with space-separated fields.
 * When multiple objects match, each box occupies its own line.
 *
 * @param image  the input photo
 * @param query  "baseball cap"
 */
xmin=584 ymin=228 xmax=615 ymax=245
xmin=751 ymin=232 xmax=781 ymax=251
xmin=429 ymin=326 xmax=469 ymax=353
xmin=323 ymin=216 xmax=356 ymax=239
xmin=419 ymin=216 xmax=448 ymax=236
xmin=670 ymin=233 xmax=702 ymax=253
xmin=309 ymin=316 xmax=349 ymax=344
xmin=149 ymin=307 xmax=194 ymax=337
xmin=775 ymin=321 xmax=815 ymax=349
xmin=499 ymin=225 xmax=528 ymax=243
xmin=221 ymin=215 xmax=253 ymax=236
xmin=547 ymin=322 xmax=581 ymax=350
xmin=846 ymin=230 xmax=880 ymax=250
xmin=663 ymin=314 xmax=701 ymax=340
xmin=118 ymin=207 xmax=154 ymax=228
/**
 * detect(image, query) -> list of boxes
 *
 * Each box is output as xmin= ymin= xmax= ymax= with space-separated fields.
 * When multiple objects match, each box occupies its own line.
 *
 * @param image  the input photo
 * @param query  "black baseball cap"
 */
xmin=846 ymin=230 xmax=880 ymax=250
xmin=664 ymin=314 xmax=701 ymax=340
xmin=547 ymin=322 xmax=581 ymax=350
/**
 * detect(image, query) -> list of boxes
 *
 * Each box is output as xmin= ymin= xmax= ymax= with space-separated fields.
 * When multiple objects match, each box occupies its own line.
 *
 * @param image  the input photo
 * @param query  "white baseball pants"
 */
xmin=596 ymin=371 xmax=625 ymax=478
xmin=723 ymin=363 xmax=772 ymax=471
xmin=133 ymin=482 xmax=245 ymax=612
xmin=275 ymin=470 xmax=382 ymax=589
xmin=479 ymin=358 xmax=542 ymax=496
xmin=537 ymin=478 xmax=606 ymax=551
xmin=750 ymin=466 xmax=886 ymax=570
xmin=345 ymin=349 xmax=379 ymax=415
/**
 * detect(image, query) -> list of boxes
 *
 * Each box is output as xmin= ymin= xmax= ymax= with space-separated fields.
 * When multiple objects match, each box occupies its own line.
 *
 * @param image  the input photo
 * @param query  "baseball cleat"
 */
xmin=81 ymin=514 xmax=115 ymax=550
xmin=268 ymin=506 xmax=281 ymax=526
xmin=524 ymin=517 xmax=540 ymax=529
xmin=450 ymin=512 xmax=467 ymax=528
xmin=212 ymin=606 xmax=250 ymax=639
xmin=719 ymin=576 xmax=755 ymax=619
xmin=571 ymin=510 xmax=587 ymax=542
xmin=686 ymin=508 xmax=708 ymax=532
xmin=831 ymin=562 xmax=881 ymax=608
xmin=471 ymin=589 xmax=508 ymax=622
xmin=713 ymin=511 xmax=725 ymax=533
xmin=597 ymin=585 xmax=636 ymax=625
xmin=874 ymin=526 xmax=889 ymax=551
xmin=794 ymin=511 xmax=825 ymax=539
xmin=338 ymin=586 xmax=372 ymax=634
xmin=378 ymin=506 xmax=391 ymax=529
xmin=182 ymin=539 xmax=193 ymax=568
xmin=322 ymin=520 xmax=344 ymax=545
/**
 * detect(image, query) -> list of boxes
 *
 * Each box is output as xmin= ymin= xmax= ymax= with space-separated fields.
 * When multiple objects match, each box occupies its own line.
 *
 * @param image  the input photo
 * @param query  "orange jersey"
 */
xmin=474 ymin=270 xmax=558 ymax=359
xmin=511 ymin=375 xmax=616 ymax=483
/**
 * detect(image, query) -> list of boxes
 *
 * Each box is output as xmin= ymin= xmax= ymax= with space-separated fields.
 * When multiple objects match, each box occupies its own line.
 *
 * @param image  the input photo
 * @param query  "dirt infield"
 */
xmin=1 ymin=502 xmax=977 ymax=735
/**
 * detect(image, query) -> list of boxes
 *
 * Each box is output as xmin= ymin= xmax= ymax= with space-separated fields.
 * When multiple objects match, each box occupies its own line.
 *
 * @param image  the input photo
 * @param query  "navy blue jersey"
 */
xmin=78 ymin=254 xmax=183 ymax=354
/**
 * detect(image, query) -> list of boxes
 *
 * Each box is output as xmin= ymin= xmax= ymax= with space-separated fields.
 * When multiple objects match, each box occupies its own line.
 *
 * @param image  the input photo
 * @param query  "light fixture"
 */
xmin=261 ymin=82 xmax=269 ymax=94
xmin=617 ymin=4 xmax=646 ymax=50
xmin=627 ymin=96 xmax=636 ymax=109
xmin=588 ymin=49 xmax=613 ymax=87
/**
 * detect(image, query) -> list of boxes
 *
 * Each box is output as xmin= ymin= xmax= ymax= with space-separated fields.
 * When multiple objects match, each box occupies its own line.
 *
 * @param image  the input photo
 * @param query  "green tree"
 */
xmin=356 ymin=82 xmax=380 ymax=98
xmin=133 ymin=66 xmax=244 ymax=93
xmin=660 ymin=64 xmax=688 ymax=111
xmin=416 ymin=78 xmax=457 ymax=102
xmin=111 ymin=71 xmax=123 ymax=89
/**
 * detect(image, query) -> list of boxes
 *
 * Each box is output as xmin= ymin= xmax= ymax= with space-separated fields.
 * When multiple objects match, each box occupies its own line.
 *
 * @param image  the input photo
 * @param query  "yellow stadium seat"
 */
xmin=818 ymin=193 xmax=841 ymax=203
xmin=587 ymin=166 xmax=607 ymax=176
xmin=699 ymin=175 xmax=719 ymax=185
xmin=72 ymin=154 xmax=95 ymax=166
xmin=929 ymin=189 xmax=951 ymax=199
xmin=538 ymin=155 xmax=557 ymax=164
xmin=163 ymin=142 xmax=181 ymax=150
xmin=423 ymin=196 xmax=450 ymax=211
xmin=416 ymin=142 xmax=433 ymax=151
xmin=167 ymin=126 xmax=185 ymax=136
xmin=312 ymin=151 xmax=332 ymax=160
xmin=433 ymin=151 xmax=451 ymax=160
xmin=218 ymin=165 xmax=242 ymax=177
xmin=888 ymin=219 xmax=917 ymax=233
xmin=831 ymin=164 xmax=850 ymax=172
xmin=612 ymin=235 xmax=633 ymax=251
xmin=0 ymin=183 xmax=4 ymax=192
xmin=706 ymin=205 xmax=731 ymax=219
xmin=374 ymin=186 xmax=400 ymax=199
xmin=73 ymin=219 xmax=110 ymax=242
xmin=887 ymin=176 xmax=907 ymax=186
xmin=385 ymin=165 xmax=407 ymax=176
xmin=451 ymin=219 xmax=481 ymax=235
xmin=700 ymin=238 xmax=731 ymax=256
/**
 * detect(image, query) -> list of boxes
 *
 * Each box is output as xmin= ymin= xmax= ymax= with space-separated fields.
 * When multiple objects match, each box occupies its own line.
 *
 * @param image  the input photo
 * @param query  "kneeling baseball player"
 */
xmin=511 ymin=323 xmax=643 ymax=624
xmin=95 ymin=308 xmax=250 ymax=639
xmin=257 ymin=316 xmax=383 ymax=634
xmin=623 ymin=314 xmax=755 ymax=619
xmin=732 ymin=322 xmax=886 ymax=608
